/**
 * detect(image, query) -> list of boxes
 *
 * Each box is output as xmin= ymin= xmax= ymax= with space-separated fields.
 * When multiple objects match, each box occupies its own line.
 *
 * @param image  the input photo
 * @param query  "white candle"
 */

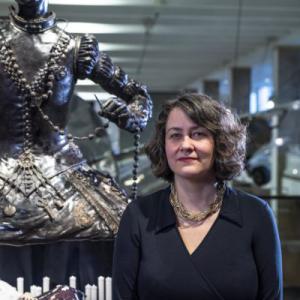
xmin=43 ymin=276 xmax=50 ymax=293
xmin=16 ymin=277 xmax=24 ymax=294
xmin=30 ymin=285 xmax=36 ymax=296
xmin=105 ymin=277 xmax=112 ymax=300
xmin=98 ymin=276 xmax=105 ymax=300
xmin=36 ymin=286 xmax=42 ymax=296
xmin=91 ymin=284 xmax=97 ymax=300
xmin=85 ymin=284 xmax=92 ymax=300
xmin=69 ymin=276 xmax=76 ymax=289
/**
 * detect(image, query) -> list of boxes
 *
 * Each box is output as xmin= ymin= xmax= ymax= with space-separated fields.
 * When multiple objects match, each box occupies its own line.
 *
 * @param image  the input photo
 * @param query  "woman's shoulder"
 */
xmin=229 ymin=186 xmax=266 ymax=204
xmin=140 ymin=186 xmax=170 ymax=201
xmin=126 ymin=186 xmax=170 ymax=213
xmin=227 ymin=186 xmax=272 ymax=217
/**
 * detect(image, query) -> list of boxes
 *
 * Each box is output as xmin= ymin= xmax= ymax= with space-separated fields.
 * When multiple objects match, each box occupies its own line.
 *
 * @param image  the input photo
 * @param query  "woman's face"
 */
xmin=165 ymin=107 xmax=215 ymax=182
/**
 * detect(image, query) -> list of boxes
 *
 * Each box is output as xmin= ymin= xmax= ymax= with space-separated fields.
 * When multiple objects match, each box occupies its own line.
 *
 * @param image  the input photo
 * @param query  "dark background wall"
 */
xmin=277 ymin=46 xmax=300 ymax=103
xmin=231 ymin=67 xmax=251 ymax=114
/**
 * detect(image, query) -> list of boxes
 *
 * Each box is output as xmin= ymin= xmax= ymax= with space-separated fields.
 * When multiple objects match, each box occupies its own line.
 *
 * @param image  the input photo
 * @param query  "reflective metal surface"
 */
xmin=0 ymin=0 xmax=152 ymax=244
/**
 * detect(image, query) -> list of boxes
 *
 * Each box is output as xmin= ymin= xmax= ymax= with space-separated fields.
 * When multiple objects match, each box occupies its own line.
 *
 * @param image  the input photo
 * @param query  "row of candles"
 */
xmin=16 ymin=276 xmax=112 ymax=300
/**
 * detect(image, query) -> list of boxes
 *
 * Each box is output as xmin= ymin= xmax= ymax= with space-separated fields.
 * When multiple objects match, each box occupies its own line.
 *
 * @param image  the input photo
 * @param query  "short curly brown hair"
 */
xmin=145 ymin=93 xmax=247 ymax=182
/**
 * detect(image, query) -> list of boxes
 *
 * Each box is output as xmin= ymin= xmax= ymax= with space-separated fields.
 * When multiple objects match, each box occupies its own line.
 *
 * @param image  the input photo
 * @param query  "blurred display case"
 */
xmin=90 ymin=147 xmax=167 ymax=197
xmin=234 ymin=99 xmax=300 ymax=291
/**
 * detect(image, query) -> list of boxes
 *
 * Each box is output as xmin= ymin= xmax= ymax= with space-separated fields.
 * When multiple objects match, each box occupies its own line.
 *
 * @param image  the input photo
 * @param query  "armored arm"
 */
xmin=76 ymin=35 xmax=152 ymax=132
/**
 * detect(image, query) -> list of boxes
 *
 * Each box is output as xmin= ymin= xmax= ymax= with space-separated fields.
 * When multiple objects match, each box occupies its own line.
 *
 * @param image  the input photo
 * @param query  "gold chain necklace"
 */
xmin=169 ymin=182 xmax=225 ymax=223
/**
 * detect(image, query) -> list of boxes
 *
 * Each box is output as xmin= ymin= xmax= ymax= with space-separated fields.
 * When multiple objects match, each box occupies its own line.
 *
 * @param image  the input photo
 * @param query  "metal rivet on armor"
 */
xmin=59 ymin=70 xmax=66 ymax=77
xmin=48 ymin=74 xmax=55 ymax=81
xmin=94 ymin=127 xmax=105 ymax=137
xmin=46 ymin=82 xmax=53 ymax=88
xmin=55 ymin=66 xmax=67 ymax=80
xmin=3 ymin=205 xmax=16 ymax=217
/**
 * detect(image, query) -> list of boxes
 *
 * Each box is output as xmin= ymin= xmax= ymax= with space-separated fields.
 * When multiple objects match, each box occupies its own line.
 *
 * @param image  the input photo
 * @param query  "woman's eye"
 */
xmin=169 ymin=133 xmax=181 ymax=139
xmin=192 ymin=132 xmax=203 ymax=138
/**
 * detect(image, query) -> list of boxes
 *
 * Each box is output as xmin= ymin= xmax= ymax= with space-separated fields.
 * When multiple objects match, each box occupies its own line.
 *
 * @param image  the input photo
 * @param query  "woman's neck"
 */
xmin=174 ymin=176 xmax=217 ymax=212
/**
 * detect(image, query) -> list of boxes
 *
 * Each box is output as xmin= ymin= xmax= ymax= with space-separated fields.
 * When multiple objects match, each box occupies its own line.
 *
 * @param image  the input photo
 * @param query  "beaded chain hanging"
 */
xmin=94 ymin=97 xmax=141 ymax=202
xmin=0 ymin=24 xmax=72 ymax=155
xmin=131 ymin=123 xmax=141 ymax=202
xmin=0 ymin=10 xmax=111 ymax=140
xmin=169 ymin=182 xmax=225 ymax=223
xmin=0 ymin=34 xmax=109 ymax=144
xmin=0 ymin=17 xmax=141 ymax=201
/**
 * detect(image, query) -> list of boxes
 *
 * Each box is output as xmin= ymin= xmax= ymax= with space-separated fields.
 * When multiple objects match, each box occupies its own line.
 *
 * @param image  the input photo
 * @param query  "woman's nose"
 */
xmin=179 ymin=136 xmax=194 ymax=151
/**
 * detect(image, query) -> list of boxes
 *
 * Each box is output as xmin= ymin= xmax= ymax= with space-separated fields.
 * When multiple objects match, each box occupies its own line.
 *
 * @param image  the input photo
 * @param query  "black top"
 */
xmin=112 ymin=186 xmax=283 ymax=300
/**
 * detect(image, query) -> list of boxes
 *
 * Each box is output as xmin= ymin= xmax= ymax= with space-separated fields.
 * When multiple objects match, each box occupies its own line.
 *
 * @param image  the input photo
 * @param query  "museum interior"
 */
xmin=0 ymin=0 xmax=299 ymax=299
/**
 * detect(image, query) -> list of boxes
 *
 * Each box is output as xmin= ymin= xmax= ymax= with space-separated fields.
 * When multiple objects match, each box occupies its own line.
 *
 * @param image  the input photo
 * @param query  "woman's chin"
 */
xmin=173 ymin=167 xmax=216 ymax=182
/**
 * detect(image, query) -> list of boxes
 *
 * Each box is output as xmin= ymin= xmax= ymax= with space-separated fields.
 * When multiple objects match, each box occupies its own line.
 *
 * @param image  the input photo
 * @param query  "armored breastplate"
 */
xmin=0 ymin=23 xmax=75 ymax=156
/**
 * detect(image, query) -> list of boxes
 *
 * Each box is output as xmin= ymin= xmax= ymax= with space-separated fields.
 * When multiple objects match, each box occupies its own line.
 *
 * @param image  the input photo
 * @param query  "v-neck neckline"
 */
xmin=175 ymin=213 xmax=220 ymax=256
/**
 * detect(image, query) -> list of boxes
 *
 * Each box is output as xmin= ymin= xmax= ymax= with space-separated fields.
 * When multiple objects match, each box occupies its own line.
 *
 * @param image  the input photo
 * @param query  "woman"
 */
xmin=112 ymin=93 xmax=283 ymax=300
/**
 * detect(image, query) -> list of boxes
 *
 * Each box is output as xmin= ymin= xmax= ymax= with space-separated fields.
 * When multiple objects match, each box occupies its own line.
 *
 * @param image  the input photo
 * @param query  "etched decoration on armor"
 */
xmin=0 ymin=0 xmax=152 ymax=245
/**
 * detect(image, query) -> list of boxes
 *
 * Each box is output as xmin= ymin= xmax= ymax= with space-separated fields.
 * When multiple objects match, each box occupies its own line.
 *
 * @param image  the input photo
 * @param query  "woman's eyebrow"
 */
xmin=166 ymin=126 xmax=203 ymax=133
xmin=166 ymin=127 xmax=182 ymax=133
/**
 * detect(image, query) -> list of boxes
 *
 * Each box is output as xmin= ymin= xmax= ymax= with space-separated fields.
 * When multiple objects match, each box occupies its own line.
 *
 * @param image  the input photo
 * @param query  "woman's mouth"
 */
xmin=177 ymin=157 xmax=197 ymax=162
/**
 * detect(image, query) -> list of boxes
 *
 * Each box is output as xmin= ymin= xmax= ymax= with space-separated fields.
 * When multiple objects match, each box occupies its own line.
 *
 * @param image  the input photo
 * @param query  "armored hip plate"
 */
xmin=0 ymin=143 xmax=127 ymax=245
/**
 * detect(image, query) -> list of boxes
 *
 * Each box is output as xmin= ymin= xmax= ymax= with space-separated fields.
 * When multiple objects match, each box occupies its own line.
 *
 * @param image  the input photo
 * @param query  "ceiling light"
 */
xmin=266 ymin=100 xmax=275 ymax=109
xmin=124 ymin=174 xmax=145 ymax=186
xmin=57 ymin=22 xmax=143 ymax=34
xmin=76 ymin=80 xmax=96 ymax=86
xmin=76 ymin=92 xmax=112 ymax=101
xmin=50 ymin=0 xmax=143 ymax=5
xmin=99 ymin=43 xmax=143 ymax=51
xmin=292 ymin=101 xmax=300 ymax=110
xmin=275 ymin=138 xmax=284 ymax=146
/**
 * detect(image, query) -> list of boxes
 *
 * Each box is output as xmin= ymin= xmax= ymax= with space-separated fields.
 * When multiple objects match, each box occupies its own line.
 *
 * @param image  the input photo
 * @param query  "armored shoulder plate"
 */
xmin=75 ymin=34 xmax=100 ymax=79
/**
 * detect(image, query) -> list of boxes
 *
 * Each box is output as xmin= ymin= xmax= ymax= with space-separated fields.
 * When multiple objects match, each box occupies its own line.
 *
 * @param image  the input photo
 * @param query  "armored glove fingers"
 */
xmin=97 ymin=97 xmax=136 ymax=131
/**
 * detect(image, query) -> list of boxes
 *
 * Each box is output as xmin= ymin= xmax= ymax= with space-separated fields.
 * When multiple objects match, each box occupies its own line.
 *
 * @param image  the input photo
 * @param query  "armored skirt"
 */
xmin=0 ymin=142 xmax=127 ymax=245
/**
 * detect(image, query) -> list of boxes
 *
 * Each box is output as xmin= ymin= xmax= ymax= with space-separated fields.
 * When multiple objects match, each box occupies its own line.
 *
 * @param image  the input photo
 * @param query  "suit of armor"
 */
xmin=0 ymin=0 xmax=152 ymax=244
